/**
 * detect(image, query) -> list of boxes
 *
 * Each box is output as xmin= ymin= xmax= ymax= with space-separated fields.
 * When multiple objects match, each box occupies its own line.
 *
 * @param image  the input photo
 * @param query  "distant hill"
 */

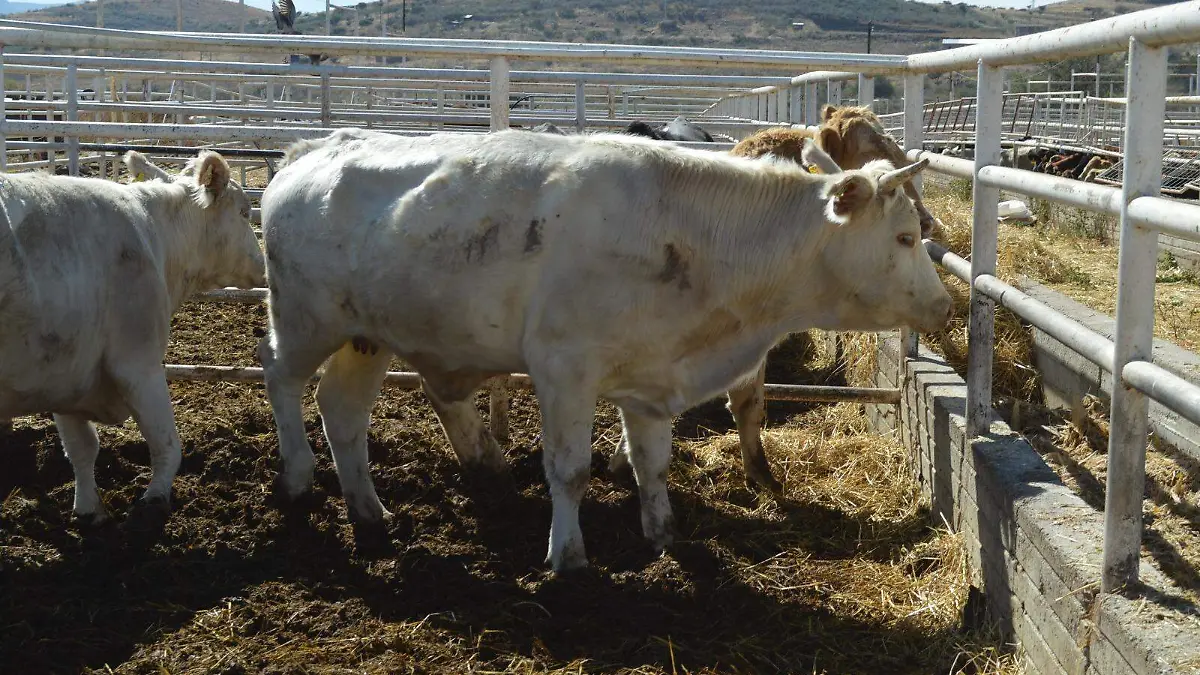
xmin=0 ymin=0 xmax=72 ymax=16
xmin=4 ymin=0 xmax=1185 ymax=54
xmin=13 ymin=0 xmax=268 ymax=32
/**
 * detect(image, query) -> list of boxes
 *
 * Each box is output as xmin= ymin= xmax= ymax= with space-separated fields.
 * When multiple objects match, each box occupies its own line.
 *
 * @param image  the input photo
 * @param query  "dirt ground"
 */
xmin=0 ymin=287 xmax=1020 ymax=674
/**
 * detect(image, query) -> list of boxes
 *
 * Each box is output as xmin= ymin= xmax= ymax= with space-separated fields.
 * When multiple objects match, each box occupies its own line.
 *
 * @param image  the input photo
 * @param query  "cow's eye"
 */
xmin=897 ymin=233 xmax=916 ymax=248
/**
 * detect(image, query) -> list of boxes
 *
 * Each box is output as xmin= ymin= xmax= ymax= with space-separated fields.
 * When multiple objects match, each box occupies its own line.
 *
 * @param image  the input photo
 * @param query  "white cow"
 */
xmin=0 ymin=150 xmax=265 ymax=526
xmin=258 ymin=128 xmax=952 ymax=572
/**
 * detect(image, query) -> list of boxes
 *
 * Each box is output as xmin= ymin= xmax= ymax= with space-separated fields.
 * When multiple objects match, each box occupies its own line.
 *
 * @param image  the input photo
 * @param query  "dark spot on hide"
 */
xmin=39 ymin=332 xmax=71 ymax=362
xmin=340 ymin=297 xmax=358 ymax=319
xmin=464 ymin=222 xmax=501 ymax=263
xmin=118 ymin=248 xmax=141 ymax=267
xmin=351 ymin=336 xmax=379 ymax=355
xmin=524 ymin=219 xmax=543 ymax=253
xmin=657 ymin=243 xmax=692 ymax=291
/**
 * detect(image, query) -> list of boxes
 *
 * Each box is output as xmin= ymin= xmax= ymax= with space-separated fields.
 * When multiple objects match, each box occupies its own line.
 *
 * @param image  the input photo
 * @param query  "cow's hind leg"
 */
xmin=487 ymin=378 xmax=510 ymax=445
xmin=259 ymin=330 xmax=342 ymax=506
xmin=617 ymin=406 xmax=676 ymax=553
xmin=53 ymin=413 xmax=110 ymax=525
xmin=108 ymin=363 xmax=182 ymax=531
xmin=530 ymin=363 xmax=599 ymax=572
xmin=315 ymin=343 xmax=393 ymax=529
xmin=726 ymin=360 xmax=783 ymax=494
xmin=421 ymin=368 xmax=508 ymax=476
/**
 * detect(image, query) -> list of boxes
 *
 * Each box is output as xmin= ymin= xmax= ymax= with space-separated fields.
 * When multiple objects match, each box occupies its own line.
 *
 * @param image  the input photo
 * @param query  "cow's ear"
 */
xmin=824 ymin=173 xmax=874 ymax=223
xmin=123 ymin=151 xmax=171 ymax=183
xmin=194 ymin=151 xmax=231 ymax=207
xmin=818 ymin=127 xmax=842 ymax=165
xmin=821 ymin=104 xmax=837 ymax=122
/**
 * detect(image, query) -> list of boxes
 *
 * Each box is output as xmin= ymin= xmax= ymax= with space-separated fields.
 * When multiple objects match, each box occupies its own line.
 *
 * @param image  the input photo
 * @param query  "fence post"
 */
xmin=490 ymin=57 xmax=509 ymax=131
xmin=966 ymin=61 xmax=1003 ymax=440
xmin=66 ymin=61 xmax=78 ymax=177
xmin=575 ymin=79 xmax=586 ymax=132
xmin=0 ymin=45 xmax=6 ymax=173
xmin=857 ymin=74 xmax=874 ymax=110
xmin=788 ymin=87 xmax=802 ymax=124
xmin=320 ymin=73 xmax=331 ymax=127
xmin=805 ymin=81 xmax=819 ymax=125
xmin=902 ymin=72 xmax=926 ymax=363
xmin=775 ymin=88 xmax=787 ymax=122
xmin=1102 ymin=37 xmax=1168 ymax=594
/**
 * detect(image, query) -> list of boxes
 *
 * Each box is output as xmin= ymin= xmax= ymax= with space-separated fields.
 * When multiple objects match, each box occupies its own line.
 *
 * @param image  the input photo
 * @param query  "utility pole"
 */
xmin=96 ymin=0 xmax=103 ymax=28
xmin=402 ymin=0 xmax=406 ymax=32
xmin=867 ymin=22 xmax=873 ymax=53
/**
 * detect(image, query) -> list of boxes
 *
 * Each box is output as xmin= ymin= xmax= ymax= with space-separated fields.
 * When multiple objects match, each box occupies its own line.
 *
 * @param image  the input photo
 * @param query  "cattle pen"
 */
xmin=1 ymin=5 xmax=1200 ymax=674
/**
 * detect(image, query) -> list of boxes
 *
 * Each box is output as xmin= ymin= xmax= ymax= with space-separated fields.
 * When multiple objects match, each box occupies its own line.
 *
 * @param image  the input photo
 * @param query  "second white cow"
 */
xmin=258 ymin=128 xmax=952 ymax=572
xmin=0 ymin=150 xmax=265 ymax=526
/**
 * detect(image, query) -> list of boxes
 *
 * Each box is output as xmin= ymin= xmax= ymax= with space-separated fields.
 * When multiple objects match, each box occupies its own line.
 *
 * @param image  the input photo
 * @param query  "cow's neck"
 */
xmin=664 ymin=167 xmax=836 ymax=329
xmin=136 ymin=184 xmax=211 ymax=313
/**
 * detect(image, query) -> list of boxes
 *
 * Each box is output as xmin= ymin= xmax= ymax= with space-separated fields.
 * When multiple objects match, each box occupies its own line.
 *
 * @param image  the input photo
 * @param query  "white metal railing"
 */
xmin=1 ymin=3 xmax=1199 ymax=597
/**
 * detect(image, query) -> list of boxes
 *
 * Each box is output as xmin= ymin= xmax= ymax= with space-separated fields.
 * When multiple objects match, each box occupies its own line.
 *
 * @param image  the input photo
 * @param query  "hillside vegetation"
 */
xmin=10 ymin=0 xmax=1182 ymax=56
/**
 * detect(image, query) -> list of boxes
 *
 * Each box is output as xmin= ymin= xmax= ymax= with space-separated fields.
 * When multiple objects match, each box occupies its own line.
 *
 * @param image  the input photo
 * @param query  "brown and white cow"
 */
xmin=0 ymin=151 xmax=265 ymax=526
xmin=258 ymin=127 xmax=952 ymax=571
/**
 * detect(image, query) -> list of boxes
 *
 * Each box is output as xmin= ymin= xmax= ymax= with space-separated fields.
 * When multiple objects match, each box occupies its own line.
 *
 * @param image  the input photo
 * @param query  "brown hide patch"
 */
xmin=524 ymin=219 xmax=543 ymax=254
xmin=657 ymin=244 xmax=692 ymax=291
xmin=729 ymin=128 xmax=814 ymax=162
xmin=678 ymin=308 xmax=743 ymax=357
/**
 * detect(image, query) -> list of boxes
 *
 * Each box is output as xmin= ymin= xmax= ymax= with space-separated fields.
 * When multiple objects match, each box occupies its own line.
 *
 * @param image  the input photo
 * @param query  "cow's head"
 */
xmin=802 ymin=140 xmax=952 ymax=334
xmin=124 ymin=150 xmax=265 ymax=290
xmin=816 ymin=105 xmax=942 ymax=237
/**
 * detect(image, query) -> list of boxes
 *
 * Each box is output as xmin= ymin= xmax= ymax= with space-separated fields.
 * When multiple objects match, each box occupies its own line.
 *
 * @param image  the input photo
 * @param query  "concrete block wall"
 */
xmin=1015 ymin=279 xmax=1200 ymax=463
xmin=866 ymin=335 xmax=1200 ymax=675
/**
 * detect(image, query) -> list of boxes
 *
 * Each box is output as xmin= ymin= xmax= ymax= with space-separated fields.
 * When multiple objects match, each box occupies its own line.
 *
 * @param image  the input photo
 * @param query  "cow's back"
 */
xmin=263 ymin=131 xmax=680 ymax=371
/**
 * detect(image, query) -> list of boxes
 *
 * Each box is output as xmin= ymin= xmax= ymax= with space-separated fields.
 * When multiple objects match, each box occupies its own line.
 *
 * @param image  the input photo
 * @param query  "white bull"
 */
xmin=0 ymin=151 xmax=265 ymax=526
xmin=258 ymin=128 xmax=952 ymax=572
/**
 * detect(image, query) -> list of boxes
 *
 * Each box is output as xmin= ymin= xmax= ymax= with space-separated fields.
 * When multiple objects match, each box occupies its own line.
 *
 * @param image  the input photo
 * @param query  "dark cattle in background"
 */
xmin=623 ymin=115 xmax=715 ymax=142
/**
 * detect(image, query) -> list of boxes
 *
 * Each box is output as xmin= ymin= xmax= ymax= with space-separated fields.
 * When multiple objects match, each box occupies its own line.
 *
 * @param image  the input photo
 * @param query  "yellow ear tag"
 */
xmin=807 ymin=164 xmax=820 ymax=174
xmin=134 ymin=172 xmax=145 ymax=181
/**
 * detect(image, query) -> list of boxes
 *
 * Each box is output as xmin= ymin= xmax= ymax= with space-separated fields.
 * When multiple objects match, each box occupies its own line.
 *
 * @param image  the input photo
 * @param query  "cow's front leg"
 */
xmin=726 ymin=359 xmax=782 ymax=494
xmin=617 ymin=406 xmax=676 ymax=553
xmin=315 ymin=343 xmax=393 ymax=528
xmin=53 ymin=413 xmax=110 ymax=525
xmin=532 ymin=368 xmax=598 ymax=572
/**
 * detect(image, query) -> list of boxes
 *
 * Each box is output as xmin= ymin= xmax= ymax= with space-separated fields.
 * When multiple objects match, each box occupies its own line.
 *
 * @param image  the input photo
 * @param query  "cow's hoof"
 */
xmin=270 ymin=475 xmax=324 ymax=513
xmin=462 ymin=460 xmax=516 ymax=497
xmin=72 ymin=507 xmax=112 ymax=529
xmin=743 ymin=446 xmax=784 ymax=495
xmin=645 ymin=517 xmax=677 ymax=554
xmin=350 ymin=517 xmax=395 ymax=559
xmin=123 ymin=496 xmax=171 ymax=537
xmin=545 ymin=539 xmax=588 ymax=574
xmin=745 ymin=470 xmax=784 ymax=496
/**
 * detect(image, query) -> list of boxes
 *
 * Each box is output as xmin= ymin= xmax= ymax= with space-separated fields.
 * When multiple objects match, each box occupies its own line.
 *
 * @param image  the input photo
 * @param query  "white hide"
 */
xmin=258 ymin=128 xmax=952 ymax=571
xmin=0 ymin=151 xmax=265 ymax=522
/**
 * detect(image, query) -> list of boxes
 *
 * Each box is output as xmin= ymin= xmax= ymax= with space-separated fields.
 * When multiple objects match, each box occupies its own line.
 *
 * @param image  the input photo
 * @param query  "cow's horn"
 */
xmin=879 ymin=158 xmax=929 ymax=192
